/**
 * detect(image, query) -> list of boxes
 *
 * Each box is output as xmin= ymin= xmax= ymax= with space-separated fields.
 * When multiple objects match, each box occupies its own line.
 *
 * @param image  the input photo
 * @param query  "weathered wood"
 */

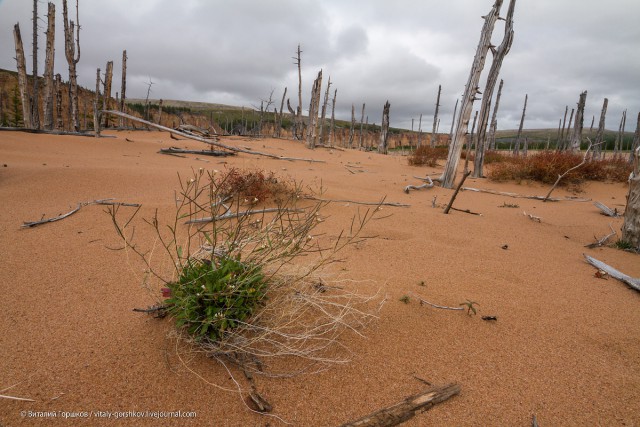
xmin=593 ymin=201 xmax=619 ymax=218
xmin=404 ymin=176 xmax=434 ymax=193
xmin=329 ymin=88 xmax=337 ymax=146
xmin=306 ymin=70 xmax=322 ymax=149
xmin=318 ymin=79 xmax=331 ymax=144
xmin=338 ymin=383 xmax=460 ymax=427
xmin=378 ymin=101 xmax=390 ymax=154
xmin=22 ymin=199 xmax=140 ymax=228
xmin=186 ymin=208 xmax=305 ymax=225
xmin=585 ymin=224 xmax=616 ymax=249
xmin=449 ymin=98 xmax=458 ymax=145
xmin=583 ymin=254 xmax=640 ymax=292
xmin=62 ymin=0 xmax=81 ymax=132
xmin=304 ymin=196 xmax=409 ymax=208
xmin=462 ymin=186 xmax=590 ymax=202
xmin=42 ymin=2 xmax=56 ymax=130
xmin=93 ymin=68 xmax=101 ymax=137
xmin=13 ymin=23 xmax=32 ymax=129
xmin=295 ymin=44 xmax=303 ymax=140
xmin=348 ymin=104 xmax=356 ymax=148
xmin=570 ymin=91 xmax=587 ymax=152
xmin=629 ymin=112 xmax=640 ymax=165
xmin=102 ymin=61 xmax=114 ymax=128
xmin=441 ymin=0 xmax=504 ymax=188
xmin=591 ymin=98 xmax=608 ymax=160
xmin=464 ymin=110 xmax=478 ymax=174
xmin=513 ymin=94 xmax=528 ymax=155
xmin=488 ymin=79 xmax=504 ymax=150
xmin=119 ymin=50 xmax=127 ymax=128
xmin=55 ymin=74 xmax=63 ymax=130
xmin=159 ymin=147 xmax=235 ymax=157
xmin=444 ymin=171 xmax=472 ymax=214
xmin=31 ymin=0 xmax=40 ymax=130
xmin=621 ymin=173 xmax=640 ymax=250
xmin=103 ymin=110 xmax=324 ymax=163
xmin=359 ymin=103 xmax=366 ymax=149
xmin=429 ymin=84 xmax=441 ymax=147
xmin=474 ymin=0 xmax=515 ymax=176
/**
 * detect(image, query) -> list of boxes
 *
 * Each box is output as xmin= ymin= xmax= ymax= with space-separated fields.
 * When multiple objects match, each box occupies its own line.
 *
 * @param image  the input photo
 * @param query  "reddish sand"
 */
xmin=1 ymin=130 xmax=639 ymax=426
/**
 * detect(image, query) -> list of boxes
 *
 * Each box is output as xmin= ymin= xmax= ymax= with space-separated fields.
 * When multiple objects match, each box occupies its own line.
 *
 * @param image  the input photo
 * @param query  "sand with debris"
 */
xmin=1 ymin=130 xmax=639 ymax=426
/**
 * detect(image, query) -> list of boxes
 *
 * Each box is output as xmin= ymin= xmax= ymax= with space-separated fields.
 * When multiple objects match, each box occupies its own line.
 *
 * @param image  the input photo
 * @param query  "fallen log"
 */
xmin=338 ymin=383 xmax=460 ymax=427
xmin=102 ymin=110 xmax=325 ymax=163
xmin=159 ymin=147 xmax=236 ymax=157
xmin=583 ymin=254 xmax=640 ymax=292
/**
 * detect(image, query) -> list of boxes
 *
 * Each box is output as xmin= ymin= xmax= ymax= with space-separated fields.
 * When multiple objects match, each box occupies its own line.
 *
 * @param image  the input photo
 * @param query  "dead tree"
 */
xmin=318 ymin=78 xmax=331 ymax=144
xmin=31 ymin=0 xmax=40 ymax=129
xmin=378 ymin=100 xmax=390 ymax=154
xmin=328 ymin=88 xmax=337 ymax=146
xmin=429 ymin=84 xmax=441 ymax=147
xmin=359 ymin=103 xmax=366 ymax=149
xmin=487 ymin=79 xmax=503 ymax=150
xmin=448 ymin=98 xmax=458 ymax=144
xmin=417 ymin=113 xmax=423 ymax=147
xmin=440 ymin=0 xmax=504 ymax=188
xmin=555 ymin=119 xmax=562 ymax=150
xmin=513 ymin=94 xmax=527 ymax=155
xmin=621 ymin=145 xmax=640 ymax=250
xmin=55 ymin=73 xmax=63 ymax=130
xmin=62 ymin=0 xmax=81 ymax=132
xmin=158 ymin=99 xmax=163 ymax=125
xmin=119 ymin=50 xmax=127 ymax=128
xmin=591 ymin=98 xmax=608 ymax=161
xmin=630 ymin=112 xmax=640 ymax=165
xmin=559 ymin=106 xmax=569 ymax=149
xmin=277 ymin=87 xmax=287 ymax=137
xmin=464 ymin=110 xmax=478 ymax=174
xmin=348 ymin=104 xmax=356 ymax=148
xmin=13 ymin=24 xmax=32 ymax=129
xmin=473 ymin=0 xmax=515 ymax=177
xmin=570 ymin=91 xmax=587 ymax=152
xmin=293 ymin=44 xmax=303 ymax=140
xmin=305 ymin=70 xmax=322 ymax=148
xmin=42 ymin=2 xmax=55 ymax=130
xmin=614 ymin=110 xmax=627 ymax=159
xmin=101 ymin=61 xmax=113 ymax=128
xmin=93 ymin=68 xmax=100 ymax=137
xmin=589 ymin=115 xmax=595 ymax=132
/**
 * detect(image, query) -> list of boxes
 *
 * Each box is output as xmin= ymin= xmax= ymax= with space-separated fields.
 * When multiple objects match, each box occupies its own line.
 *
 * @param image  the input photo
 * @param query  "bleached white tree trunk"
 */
xmin=429 ymin=84 xmax=441 ymax=147
xmin=31 ymin=0 xmax=40 ymax=129
xmin=277 ymin=87 xmax=287 ymax=138
xmin=440 ymin=0 xmax=504 ymax=188
xmin=513 ymin=94 xmax=527 ymax=155
xmin=305 ymin=70 xmax=322 ymax=149
xmin=570 ymin=91 xmax=587 ymax=152
xmin=378 ymin=100 xmax=390 ymax=154
xmin=487 ymin=79 xmax=503 ymax=150
xmin=55 ymin=73 xmax=63 ymax=130
xmin=614 ymin=110 xmax=627 ymax=159
xmin=42 ymin=2 xmax=55 ymax=130
xmin=102 ymin=61 xmax=113 ymax=128
xmin=348 ymin=104 xmax=356 ymax=148
xmin=591 ymin=98 xmax=608 ymax=161
xmin=328 ymin=88 xmax=337 ymax=146
xmin=622 ymin=146 xmax=640 ymax=250
xmin=318 ymin=78 xmax=330 ymax=144
xmin=93 ymin=67 xmax=101 ymax=137
xmin=13 ymin=23 xmax=32 ymax=129
xmin=62 ymin=0 xmax=81 ymax=132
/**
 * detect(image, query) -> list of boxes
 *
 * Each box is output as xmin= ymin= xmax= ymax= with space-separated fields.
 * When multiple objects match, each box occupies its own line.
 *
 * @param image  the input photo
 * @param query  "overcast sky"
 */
xmin=1 ymin=0 xmax=639 ymax=132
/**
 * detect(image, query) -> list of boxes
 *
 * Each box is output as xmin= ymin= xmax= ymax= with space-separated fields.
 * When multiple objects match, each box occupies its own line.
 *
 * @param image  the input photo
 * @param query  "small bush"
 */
xmin=408 ymin=145 xmax=448 ymax=166
xmin=215 ymin=167 xmax=296 ymax=203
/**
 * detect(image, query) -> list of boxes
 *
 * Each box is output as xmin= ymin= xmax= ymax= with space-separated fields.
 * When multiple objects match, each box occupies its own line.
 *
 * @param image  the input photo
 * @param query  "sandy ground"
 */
xmin=1 ymin=130 xmax=639 ymax=426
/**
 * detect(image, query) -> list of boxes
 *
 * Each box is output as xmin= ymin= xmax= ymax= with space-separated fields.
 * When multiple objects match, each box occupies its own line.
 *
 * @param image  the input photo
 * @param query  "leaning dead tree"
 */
xmin=13 ymin=23 xmax=32 ymax=129
xmin=441 ymin=0 xmax=504 ymax=188
xmin=31 ymin=0 xmax=40 ymax=129
xmin=378 ymin=100 xmax=390 ymax=154
xmin=42 ymin=2 xmax=56 ymax=130
xmin=306 ymin=70 xmax=322 ymax=149
xmin=513 ymin=94 xmax=527 ymax=156
xmin=119 ymin=50 xmax=127 ymax=128
xmin=591 ymin=98 xmax=608 ymax=161
xmin=487 ymin=79 xmax=503 ymax=150
xmin=62 ymin=0 xmax=81 ymax=132
xmin=570 ymin=91 xmax=587 ymax=152
xmin=448 ymin=98 xmax=458 ymax=144
xmin=473 ymin=0 xmax=515 ymax=177
xmin=429 ymin=84 xmax=441 ymax=147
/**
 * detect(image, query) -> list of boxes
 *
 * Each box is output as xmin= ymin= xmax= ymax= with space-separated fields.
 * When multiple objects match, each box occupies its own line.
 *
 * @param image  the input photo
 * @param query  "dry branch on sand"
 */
xmin=585 ymin=224 xmax=616 ymax=249
xmin=462 ymin=187 xmax=590 ymax=202
xmin=404 ymin=176 xmax=434 ymax=193
xmin=159 ymin=147 xmax=236 ymax=157
xmin=304 ymin=196 xmax=410 ymax=208
xmin=593 ymin=201 xmax=620 ymax=218
xmin=22 ymin=199 xmax=140 ymax=228
xmin=583 ymin=254 xmax=640 ymax=292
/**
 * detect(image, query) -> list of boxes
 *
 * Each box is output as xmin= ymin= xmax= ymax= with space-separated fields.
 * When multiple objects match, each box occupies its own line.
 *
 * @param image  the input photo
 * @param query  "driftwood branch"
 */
xmin=304 ymin=196 xmax=410 ymax=208
xmin=449 ymin=207 xmax=482 ymax=216
xmin=585 ymin=224 xmax=616 ymax=248
xmin=404 ymin=176 xmax=434 ymax=193
xmin=22 ymin=199 xmax=140 ymax=228
xmin=444 ymin=171 xmax=471 ymax=214
xmin=186 ymin=208 xmax=305 ymax=225
xmin=159 ymin=147 xmax=236 ymax=157
xmin=410 ymin=293 xmax=465 ymax=311
xmin=338 ymin=383 xmax=460 ymax=427
xmin=462 ymin=187 xmax=590 ymax=202
xmin=523 ymin=211 xmax=541 ymax=222
xmin=583 ymin=254 xmax=640 ymax=292
xmin=103 ymin=110 xmax=325 ymax=163
xmin=593 ymin=201 xmax=620 ymax=218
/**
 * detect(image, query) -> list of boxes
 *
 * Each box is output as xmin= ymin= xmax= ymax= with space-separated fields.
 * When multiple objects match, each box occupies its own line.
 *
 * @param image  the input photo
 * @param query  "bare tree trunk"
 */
xmin=464 ymin=110 xmax=478 ymax=175
xmin=295 ymin=44 xmax=303 ymax=140
xmin=359 ymin=103 xmax=366 ymax=149
xmin=306 ymin=70 xmax=322 ymax=149
xmin=487 ymin=79 xmax=503 ymax=150
xmin=277 ymin=87 xmax=287 ymax=138
xmin=329 ymin=88 xmax=337 ymax=146
xmin=570 ymin=91 xmax=587 ymax=152
xmin=13 ymin=23 xmax=32 ymax=129
xmin=62 ymin=0 xmax=81 ymax=132
xmin=440 ymin=0 xmax=503 ymax=188
xmin=614 ymin=110 xmax=627 ymax=159
xmin=555 ymin=118 xmax=562 ymax=150
xmin=513 ymin=94 xmax=527 ymax=156
xmin=93 ymin=68 xmax=101 ymax=137
xmin=158 ymin=99 xmax=163 ymax=125
xmin=378 ymin=100 xmax=390 ymax=154
xmin=119 ymin=50 xmax=127 ymax=128
xmin=348 ymin=104 xmax=356 ymax=148
xmin=630 ymin=112 xmax=640 ymax=165
xmin=591 ymin=98 xmax=608 ymax=161
xmin=558 ymin=106 xmax=568 ymax=149
xmin=101 ymin=61 xmax=113 ymax=128
xmin=621 ymin=146 xmax=639 ymax=249
xmin=473 ymin=0 xmax=515 ymax=177
xmin=416 ymin=113 xmax=423 ymax=147
xmin=31 ymin=0 xmax=40 ymax=129
xmin=318 ymin=78 xmax=330 ymax=144
xmin=430 ymin=84 xmax=441 ymax=147
xmin=448 ymin=98 xmax=458 ymax=145
xmin=55 ymin=73 xmax=63 ymax=130
xmin=42 ymin=2 xmax=55 ymax=130
xmin=589 ymin=115 xmax=595 ymax=132
xmin=563 ymin=108 xmax=575 ymax=151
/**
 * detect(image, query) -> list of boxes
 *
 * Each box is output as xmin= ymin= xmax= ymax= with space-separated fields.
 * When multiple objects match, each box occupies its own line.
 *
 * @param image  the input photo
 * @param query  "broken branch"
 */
xmin=304 ymin=196 xmax=409 ymax=208
xmin=583 ymin=254 xmax=640 ymax=292
xmin=443 ymin=171 xmax=471 ymax=214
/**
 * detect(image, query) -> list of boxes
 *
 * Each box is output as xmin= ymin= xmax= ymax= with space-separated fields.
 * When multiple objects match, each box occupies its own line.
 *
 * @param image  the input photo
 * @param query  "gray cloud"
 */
xmin=0 ymin=0 xmax=638 ymax=131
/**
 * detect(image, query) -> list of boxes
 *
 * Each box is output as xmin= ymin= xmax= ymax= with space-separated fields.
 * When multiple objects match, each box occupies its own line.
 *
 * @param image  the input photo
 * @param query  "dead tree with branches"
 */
xmin=62 ymin=0 xmax=81 ymax=132
xmin=621 ymin=143 xmax=640 ymax=250
xmin=630 ymin=112 xmax=640 ymax=165
xmin=293 ymin=44 xmax=304 ymax=140
xmin=473 ymin=0 xmax=515 ymax=177
xmin=42 ymin=2 xmax=55 ymax=130
xmin=378 ymin=101 xmax=390 ymax=154
xmin=276 ymin=87 xmax=287 ymax=138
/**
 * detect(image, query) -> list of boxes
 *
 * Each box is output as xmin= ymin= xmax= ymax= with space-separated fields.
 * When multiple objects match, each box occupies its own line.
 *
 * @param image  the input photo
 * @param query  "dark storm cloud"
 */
xmin=0 ymin=0 xmax=638 ymax=130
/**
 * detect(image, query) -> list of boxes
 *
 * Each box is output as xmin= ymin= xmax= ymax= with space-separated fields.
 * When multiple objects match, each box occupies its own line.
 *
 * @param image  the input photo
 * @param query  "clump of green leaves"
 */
xmin=165 ymin=257 xmax=267 ymax=341
xmin=459 ymin=300 xmax=479 ymax=316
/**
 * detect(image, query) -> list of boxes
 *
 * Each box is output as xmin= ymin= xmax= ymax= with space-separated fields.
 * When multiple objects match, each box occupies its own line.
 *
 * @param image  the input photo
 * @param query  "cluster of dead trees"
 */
xmin=10 ymin=0 xmax=128 ymax=134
